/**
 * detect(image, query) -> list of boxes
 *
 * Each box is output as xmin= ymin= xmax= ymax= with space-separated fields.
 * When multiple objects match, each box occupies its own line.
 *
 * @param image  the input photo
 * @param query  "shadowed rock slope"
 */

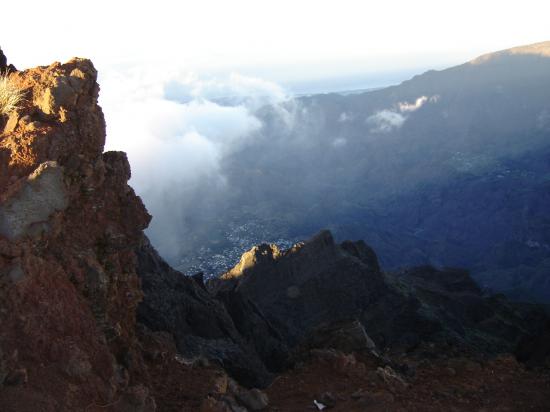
xmin=212 ymin=230 xmax=547 ymax=356
xmin=136 ymin=237 xmax=288 ymax=388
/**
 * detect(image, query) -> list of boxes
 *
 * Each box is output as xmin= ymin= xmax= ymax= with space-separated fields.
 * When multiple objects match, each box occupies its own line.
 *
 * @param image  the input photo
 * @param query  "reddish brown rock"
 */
xmin=0 ymin=57 xmax=154 ymax=411
xmin=0 ymin=56 xmax=256 ymax=412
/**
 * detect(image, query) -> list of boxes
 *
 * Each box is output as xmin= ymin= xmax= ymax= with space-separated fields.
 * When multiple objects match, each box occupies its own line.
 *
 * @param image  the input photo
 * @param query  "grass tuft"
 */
xmin=0 ymin=73 xmax=23 ymax=116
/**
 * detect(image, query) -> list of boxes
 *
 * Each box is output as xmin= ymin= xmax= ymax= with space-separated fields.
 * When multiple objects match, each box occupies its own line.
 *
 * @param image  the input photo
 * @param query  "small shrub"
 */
xmin=0 ymin=73 xmax=23 ymax=116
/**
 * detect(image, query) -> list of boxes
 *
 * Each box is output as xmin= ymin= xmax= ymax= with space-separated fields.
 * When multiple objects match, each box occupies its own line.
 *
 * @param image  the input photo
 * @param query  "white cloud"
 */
xmin=398 ymin=96 xmax=428 ymax=112
xmin=164 ymin=72 xmax=287 ymax=110
xmin=367 ymin=110 xmax=407 ymax=133
xmin=338 ymin=112 xmax=352 ymax=122
xmin=367 ymin=95 xmax=438 ymax=133
xmin=100 ymin=66 xmax=287 ymax=258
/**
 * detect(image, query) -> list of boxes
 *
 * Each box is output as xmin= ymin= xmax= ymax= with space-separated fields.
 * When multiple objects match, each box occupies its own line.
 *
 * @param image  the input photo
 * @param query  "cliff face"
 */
xmin=0 ymin=58 xmax=158 ymax=410
xmin=0 ymin=55 xmax=287 ymax=411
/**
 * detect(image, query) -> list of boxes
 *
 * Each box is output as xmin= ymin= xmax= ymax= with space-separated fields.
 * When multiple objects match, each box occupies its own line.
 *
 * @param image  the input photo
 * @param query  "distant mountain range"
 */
xmin=172 ymin=41 xmax=550 ymax=303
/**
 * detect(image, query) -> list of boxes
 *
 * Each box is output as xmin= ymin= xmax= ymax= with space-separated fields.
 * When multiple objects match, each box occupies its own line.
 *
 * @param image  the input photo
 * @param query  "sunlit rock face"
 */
xmin=0 ymin=56 xmax=158 ymax=410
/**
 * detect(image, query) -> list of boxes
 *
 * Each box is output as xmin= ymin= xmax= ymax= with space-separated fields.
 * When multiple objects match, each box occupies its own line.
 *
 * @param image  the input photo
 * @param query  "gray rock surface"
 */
xmin=0 ymin=161 xmax=68 ymax=240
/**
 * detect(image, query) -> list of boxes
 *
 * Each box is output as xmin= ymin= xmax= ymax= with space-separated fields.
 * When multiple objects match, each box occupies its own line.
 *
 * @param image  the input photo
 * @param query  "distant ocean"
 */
xmin=284 ymin=68 xmax=425 ymax=96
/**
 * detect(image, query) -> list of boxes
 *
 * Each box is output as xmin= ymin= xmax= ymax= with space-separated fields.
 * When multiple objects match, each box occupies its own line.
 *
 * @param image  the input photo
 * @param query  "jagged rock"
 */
xmin=0 ymin=48 xmax=6 ymax=70
xmin=0 ymin=57 xmax=151 ymax=410
xmin=216 ymin=230 xmax=543 ymax=356
xmin=221 ymin=244 xmax=282 ymax=280
xmin=200 ymin=397 xmax=232 ymax=412
xmin=136 ymin=237 xmax=284 ymax=388
xmin=309 ymin=349 xmax=357 ymax=374
xmin=396 ymin=266 xmax=533 ymax=353
xmin=213 ymin=230 xmax=437 ymax=350
xmin=64 ymin=346 xmax=93 ymax=381
xmin=0 ymin=47 xmax=16 ymax=72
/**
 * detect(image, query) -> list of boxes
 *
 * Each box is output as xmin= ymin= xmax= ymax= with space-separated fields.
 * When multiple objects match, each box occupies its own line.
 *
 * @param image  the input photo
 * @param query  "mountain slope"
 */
xmin=211 ymin=230 xmax=543 ymax=355
xmin=175 ymin=41 xmax=550 ymax=303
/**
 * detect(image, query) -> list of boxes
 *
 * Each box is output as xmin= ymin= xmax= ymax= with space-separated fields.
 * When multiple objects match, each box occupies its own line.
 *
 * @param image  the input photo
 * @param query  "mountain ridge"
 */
xmin=471 ymin=40 xmax=550 ymax=64
xmin=173 ymin=40 xmax=550 ymax=304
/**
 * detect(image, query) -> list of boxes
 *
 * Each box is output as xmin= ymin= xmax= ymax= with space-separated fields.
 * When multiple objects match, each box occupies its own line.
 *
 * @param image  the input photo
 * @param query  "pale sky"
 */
xmin=2 ymin=0 xmax=550 ymax=82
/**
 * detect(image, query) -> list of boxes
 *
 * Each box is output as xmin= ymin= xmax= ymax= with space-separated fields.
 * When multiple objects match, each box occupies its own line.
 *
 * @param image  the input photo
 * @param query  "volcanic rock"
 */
xmin=136 ymin=237 xmax=288 ymax=388
xmin=0 ymin=57 xmax=165 ymax=410
xmin=215 ymin=230 xmax=544 ymax=356
xmin=0 ymin=47 xmax=16 ymax=72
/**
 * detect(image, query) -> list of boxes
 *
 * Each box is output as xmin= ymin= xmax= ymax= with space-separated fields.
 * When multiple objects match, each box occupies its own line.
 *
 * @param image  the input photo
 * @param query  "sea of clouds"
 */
xmin=99 ymin=66 xmax=291 ymax=257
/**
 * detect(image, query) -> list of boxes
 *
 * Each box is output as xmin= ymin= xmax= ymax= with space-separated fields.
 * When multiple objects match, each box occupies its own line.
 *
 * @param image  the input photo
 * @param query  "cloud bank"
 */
xmin=100 ymin=67 xmax=289 ymax=259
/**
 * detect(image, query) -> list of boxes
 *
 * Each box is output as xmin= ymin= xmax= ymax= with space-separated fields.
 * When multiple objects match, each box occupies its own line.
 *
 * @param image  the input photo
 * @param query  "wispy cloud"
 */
xmin=338 ymin=112 xmax=352 ymax=122
xmin=367 ymin=95 xmax=438 ymax=133
xmin=398 ymin=95 xmax=428 ymax=112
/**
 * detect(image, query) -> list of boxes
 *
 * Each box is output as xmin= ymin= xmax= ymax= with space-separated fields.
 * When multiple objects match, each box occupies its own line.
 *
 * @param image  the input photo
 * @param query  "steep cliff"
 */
xmin=0 ymin=56 xmax=252 ymax=412
xmin=0 ymin=56 xmax=153 ymax=410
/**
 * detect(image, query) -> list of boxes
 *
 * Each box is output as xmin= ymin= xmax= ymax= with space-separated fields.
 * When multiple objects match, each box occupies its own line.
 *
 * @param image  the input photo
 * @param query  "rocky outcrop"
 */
xmin=0 ymin=56 xmax=156 ymax=410
xmin=213 ymin=230 xmax=434 ymax=350
xmin=136 ymin=237 xmax=288 ymax=388
xmin=0 ymin=47 xmax=16 ymax=72
xmin=0 ymin=52 xmax=273 ymax=411
xmin=213 ymin=230 xmax=542 ymax=356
